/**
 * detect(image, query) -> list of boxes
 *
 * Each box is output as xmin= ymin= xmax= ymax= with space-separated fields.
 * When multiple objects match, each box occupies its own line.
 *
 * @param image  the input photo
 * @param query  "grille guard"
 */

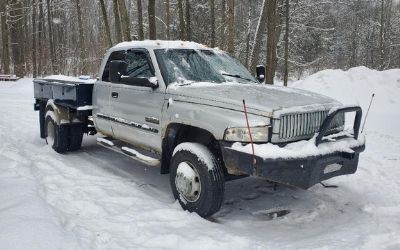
xmin=315 ymin=106 xmax=362 ymax=146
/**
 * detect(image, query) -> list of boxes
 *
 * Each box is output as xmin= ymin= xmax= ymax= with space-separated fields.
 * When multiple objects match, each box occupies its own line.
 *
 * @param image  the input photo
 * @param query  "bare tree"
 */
xmin=227 ymin=0 xmax=235 ymax=54
xmin=249 ymin=0 xmax=267 ymax=73
xmin=118 ymin=0 xmax=131 ymax=40
xmin=137 ymin=0 xmax=144 ymax=40
xmin=46 ymin=0 xmax=56 ymax=73
xmin=75 ymin=0 xmax=86 ymax=74
xmin=148 ymin=0 xmax=156 ymax=39
xmin=165 ymin=0 xmax=170 ymax=39
xmin=32 ymin=0 xmax=38 ymax=77
xmin=113 ymin=0 xmax=123 ymax=42
xmin=185 ymin=0 xmax=192 ymax=40
xmin=38 ymin=0 xmax=44 ymax=75
xmin=9 ymin=0 xmax=25 ymax=76
xmin=178 ymin=0 xmax=186 ymax=40
xmin=209 ymin=0 xmax=215 ymax=47
xmin=99 ymin=0 xmax=112 ymax=46
xmin=283 ymin=0 xmax=289 ymax=86
xmin=0 ymin=0 xmax=10 ymax=74
xmin=266 ymin=0 xmax=277 ymax=84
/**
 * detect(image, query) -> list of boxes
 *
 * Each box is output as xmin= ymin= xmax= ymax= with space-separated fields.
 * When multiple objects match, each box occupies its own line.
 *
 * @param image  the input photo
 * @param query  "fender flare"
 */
xmin=44 ymin=100 xmax=71 ymax=125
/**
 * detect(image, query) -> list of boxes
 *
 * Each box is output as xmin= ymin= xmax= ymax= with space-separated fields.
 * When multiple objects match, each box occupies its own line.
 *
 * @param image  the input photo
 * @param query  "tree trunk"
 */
xmin=379 ymin=0 xmax=385 ymax=70
xmin=75 ymin=0 xmax=86 ymax=74
xmin=283 ymin=0 xmax=289 ymax=87
xmin=32 ymin=0 xmax=37 ymax=77
xmin=113 ymin=0 xmax=123 ymax=43
xmin=118 ymin=0 xmax=131 ymax=40
xmin=137 ymin=0 xmax=144 ymax=40
xmin=227 ymin=0 xmax=235 ymax=54
xmin=245 ymin=0 xmax=253 ymax=68
xmin=209 ymin=0 xmax=215 ymax=47
xmin=99 ymin=0 xmax=112 ymax=46
xmin=178 ymin=0 xmax=185 ymax=40
xmin=38 ymin=0 xmax=44 ymax=75
xmin=249 ymin=0 xmax=267 ymax=73
xmin=266 ymin=0 xmax=277 ymax=85
xmin=0 ymin=0 xmax=10 ymax=74
xmin=148 ymin=0 xmax=156 ymax=39
xmin=165 ymin=0 xmax=170 ymax=39
xmin=185 ymin=0 xmax=191 ymax=41
xmin=46 ymin=0 xmax=56 ymax=73
xmin=220 ymin=0 xmax=226 ymax=49
xmin=9 ymin=0 xmax=25 ymax=77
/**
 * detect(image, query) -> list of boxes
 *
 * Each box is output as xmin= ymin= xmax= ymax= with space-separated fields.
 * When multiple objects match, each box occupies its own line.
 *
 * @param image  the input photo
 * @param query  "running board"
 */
xmin=96 ymin=137 xmax=160 ymax=167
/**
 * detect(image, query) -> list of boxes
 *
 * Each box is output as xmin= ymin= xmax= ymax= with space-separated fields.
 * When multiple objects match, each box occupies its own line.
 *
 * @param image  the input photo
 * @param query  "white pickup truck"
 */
xmin=33 ymin=40 xmax=365 ymax=217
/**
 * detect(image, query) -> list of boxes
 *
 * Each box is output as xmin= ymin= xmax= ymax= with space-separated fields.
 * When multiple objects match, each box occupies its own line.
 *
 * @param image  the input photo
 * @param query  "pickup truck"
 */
xmin=33 ymin=40 xmax=365 ymax=217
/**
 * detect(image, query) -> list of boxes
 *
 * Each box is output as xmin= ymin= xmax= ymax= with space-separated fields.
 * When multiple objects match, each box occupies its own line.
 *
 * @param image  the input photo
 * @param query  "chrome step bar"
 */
xmin=96 ymin=137 xmax=160 ymax=167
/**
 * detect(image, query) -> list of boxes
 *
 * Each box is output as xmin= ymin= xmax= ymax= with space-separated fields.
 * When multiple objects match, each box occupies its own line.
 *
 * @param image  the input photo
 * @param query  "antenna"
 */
xmin=361 ymin=93 xmax=375 ymax=133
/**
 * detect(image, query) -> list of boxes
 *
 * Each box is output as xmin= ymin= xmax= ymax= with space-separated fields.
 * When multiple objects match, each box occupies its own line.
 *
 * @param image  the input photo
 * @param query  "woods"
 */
xmin=0 ymin=0 xmax=399 ymax=82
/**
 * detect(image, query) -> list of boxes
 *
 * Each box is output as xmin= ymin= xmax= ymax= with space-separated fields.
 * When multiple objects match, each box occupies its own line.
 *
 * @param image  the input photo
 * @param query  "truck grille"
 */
xmin=277 ymin=111 xmax=344 ymax=141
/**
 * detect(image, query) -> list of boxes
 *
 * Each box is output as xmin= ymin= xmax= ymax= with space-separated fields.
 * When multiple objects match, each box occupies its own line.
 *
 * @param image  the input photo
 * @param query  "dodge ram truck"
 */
xmin=33 ymin=40 xmax=366 ymax=217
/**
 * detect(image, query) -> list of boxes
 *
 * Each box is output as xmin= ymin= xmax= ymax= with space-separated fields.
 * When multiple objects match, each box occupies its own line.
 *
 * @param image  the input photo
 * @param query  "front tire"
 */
xmin=170 ymin=142 xmax=225 ymax=218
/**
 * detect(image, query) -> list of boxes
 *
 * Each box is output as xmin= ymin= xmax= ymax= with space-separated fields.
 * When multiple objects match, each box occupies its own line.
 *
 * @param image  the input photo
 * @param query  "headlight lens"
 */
xmin=224 ymin=126 xmax=270 ymax=142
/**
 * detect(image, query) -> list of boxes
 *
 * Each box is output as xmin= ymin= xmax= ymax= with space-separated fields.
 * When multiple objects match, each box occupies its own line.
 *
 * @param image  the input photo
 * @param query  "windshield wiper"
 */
xmin=221 ymin=73 xmax=255 ymax=82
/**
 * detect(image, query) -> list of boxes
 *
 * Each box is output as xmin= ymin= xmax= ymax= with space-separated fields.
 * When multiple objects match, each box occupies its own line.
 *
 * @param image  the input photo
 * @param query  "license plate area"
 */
xmin=324 ymin=163 xmax=342 ymax=174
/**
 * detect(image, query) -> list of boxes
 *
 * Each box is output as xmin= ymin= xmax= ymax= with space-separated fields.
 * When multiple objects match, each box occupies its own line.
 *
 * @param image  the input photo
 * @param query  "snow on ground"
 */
xmin=0 ymin=67 xmax=399 ymax=249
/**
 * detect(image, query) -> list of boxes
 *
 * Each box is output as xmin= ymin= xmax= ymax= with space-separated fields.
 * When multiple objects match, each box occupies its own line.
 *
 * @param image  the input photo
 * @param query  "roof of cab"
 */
xmin=110 ymin=40 xmax=212 ymax=52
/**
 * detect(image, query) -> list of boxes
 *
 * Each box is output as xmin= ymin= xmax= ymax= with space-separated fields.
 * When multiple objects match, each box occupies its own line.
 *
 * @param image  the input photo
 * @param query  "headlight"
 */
xmin=224 ymin=126 xmax=270 ymax=142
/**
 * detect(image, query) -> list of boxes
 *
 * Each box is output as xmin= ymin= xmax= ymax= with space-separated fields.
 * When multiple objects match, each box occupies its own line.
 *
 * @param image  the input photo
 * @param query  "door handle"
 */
xmin=111 ymin=92 xmax=119 ymax=98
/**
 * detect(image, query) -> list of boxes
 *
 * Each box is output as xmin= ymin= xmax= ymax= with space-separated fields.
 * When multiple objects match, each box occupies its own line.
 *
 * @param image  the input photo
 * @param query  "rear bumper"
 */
xmin=221 ymin=142 xmax=365 ymax=189
xmin=220 ymin=105 xmax=366 ymax=189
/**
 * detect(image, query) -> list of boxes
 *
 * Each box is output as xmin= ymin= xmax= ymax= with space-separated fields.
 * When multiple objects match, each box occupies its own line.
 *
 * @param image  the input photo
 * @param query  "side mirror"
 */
xmin=120 ymin=76 xmax=159 ymax=89
xmin=109 ymin=60 xmax=128 ymax=83
xmin=256 ymin=65 xmax=265 ymax=83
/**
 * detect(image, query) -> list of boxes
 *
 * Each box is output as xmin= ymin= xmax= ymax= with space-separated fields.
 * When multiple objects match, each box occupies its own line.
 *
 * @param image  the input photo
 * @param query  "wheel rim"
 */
xmin=46 ymin=121 xmax=55 ymax=146
xmin=175 ymin=161 xmax=201 ymax=203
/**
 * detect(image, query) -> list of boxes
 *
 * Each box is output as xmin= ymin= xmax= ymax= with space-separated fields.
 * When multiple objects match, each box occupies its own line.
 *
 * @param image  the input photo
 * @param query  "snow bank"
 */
xmin=291 ymin=66 xmax=400 ymax=135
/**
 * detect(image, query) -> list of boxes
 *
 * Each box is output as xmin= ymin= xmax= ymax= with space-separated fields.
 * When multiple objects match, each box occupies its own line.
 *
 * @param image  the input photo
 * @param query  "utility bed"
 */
xmin=33 ymin=75 xmax=95 ymax=110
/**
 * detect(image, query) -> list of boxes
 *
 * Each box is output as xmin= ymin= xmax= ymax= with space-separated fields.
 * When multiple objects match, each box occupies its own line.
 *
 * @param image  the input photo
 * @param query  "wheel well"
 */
xmin=161 ymin=124 xmax=224 ymax=174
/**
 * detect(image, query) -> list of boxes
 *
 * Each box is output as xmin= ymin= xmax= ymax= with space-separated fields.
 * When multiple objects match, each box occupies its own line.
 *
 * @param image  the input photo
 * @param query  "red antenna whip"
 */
xmin=243 ymin=100 xmax=257 ymax=165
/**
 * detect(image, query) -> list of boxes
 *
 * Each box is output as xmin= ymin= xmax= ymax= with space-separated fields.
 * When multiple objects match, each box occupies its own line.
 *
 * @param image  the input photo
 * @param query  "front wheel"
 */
xmin=170 ymin=142 xmax=225 ymax=218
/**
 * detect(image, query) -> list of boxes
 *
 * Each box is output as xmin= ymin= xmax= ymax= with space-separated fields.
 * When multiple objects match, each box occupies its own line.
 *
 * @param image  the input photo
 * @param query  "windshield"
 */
xmin=154 ymin=49 xmax=258 ymax=85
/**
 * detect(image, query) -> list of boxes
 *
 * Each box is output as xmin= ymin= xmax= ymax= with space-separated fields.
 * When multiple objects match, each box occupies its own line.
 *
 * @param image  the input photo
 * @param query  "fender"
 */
xmin=45 ymin=99 xmax=79 ymax=125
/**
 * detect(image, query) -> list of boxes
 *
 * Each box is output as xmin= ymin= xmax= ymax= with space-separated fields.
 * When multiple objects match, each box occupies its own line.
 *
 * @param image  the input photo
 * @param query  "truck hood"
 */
xmin=167 ymin=82 xmax=341 ymax=117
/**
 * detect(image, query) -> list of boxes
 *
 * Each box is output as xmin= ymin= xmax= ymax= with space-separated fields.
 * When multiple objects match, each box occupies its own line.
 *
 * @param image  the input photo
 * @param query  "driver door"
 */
xmin=110 ymin=49 xmax=165 ymax=152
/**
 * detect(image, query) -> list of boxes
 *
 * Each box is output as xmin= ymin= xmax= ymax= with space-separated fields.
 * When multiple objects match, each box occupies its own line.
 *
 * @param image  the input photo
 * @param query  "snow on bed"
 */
xmin=42 ymin=75 xmax=96 ymax=84
xmin=1 ymin=67 xmax=400 ymax=249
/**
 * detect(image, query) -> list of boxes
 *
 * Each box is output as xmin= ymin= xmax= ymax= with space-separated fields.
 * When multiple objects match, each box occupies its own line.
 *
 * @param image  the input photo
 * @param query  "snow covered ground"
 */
xmin=1 ymin=67 xmax=399 ymax=249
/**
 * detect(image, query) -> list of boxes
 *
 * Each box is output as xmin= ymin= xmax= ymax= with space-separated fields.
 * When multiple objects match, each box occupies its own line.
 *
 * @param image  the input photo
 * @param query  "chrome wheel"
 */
xmin=46 ymin=121 xmax=55 ymax=146
xmin=175 ymin=162 xmax=201 ymax=202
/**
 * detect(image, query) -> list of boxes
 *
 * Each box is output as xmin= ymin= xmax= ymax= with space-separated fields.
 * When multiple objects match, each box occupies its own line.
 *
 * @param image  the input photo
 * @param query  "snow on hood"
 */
xmin=167 ymin=82 xmax=341 ymax=116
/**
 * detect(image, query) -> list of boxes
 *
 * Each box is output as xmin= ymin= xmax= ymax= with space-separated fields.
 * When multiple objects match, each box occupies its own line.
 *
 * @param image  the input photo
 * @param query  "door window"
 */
xmin=125 ymin=50 xmax=155 ymax=78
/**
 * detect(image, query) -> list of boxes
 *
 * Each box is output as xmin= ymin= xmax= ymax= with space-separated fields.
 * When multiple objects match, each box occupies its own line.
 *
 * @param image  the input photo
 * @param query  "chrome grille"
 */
xmin=278 ymin=111 xmax=344 ymax=141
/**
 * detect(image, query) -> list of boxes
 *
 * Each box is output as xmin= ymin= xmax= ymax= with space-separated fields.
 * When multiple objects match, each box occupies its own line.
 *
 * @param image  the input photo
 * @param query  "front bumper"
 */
xmin=220 ymin=106 xmax=366 ymax=189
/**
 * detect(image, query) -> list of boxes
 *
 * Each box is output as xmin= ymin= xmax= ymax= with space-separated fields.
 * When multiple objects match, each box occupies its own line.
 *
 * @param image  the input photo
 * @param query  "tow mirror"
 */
xmin=109 ymin=60 xmax=128 ymax=83
xmin=256 ymin=65 xmax=266 ymax=83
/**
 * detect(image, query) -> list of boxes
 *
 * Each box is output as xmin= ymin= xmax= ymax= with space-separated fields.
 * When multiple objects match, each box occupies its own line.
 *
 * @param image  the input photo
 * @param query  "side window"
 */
xmin=125 ymin=50 xmax=155 ymax=78
xmin=102 ymin=50 xmax=126 ymax=82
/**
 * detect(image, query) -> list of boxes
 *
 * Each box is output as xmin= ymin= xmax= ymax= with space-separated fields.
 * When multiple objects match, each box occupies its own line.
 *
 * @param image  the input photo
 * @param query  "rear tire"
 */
xmin=68 ymin=123 xmax=83 ymax=151
xmin=45 ymin=111 xmax=68 ymax=153
xmin=170 ymin=142 xmax=225 ymax=218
